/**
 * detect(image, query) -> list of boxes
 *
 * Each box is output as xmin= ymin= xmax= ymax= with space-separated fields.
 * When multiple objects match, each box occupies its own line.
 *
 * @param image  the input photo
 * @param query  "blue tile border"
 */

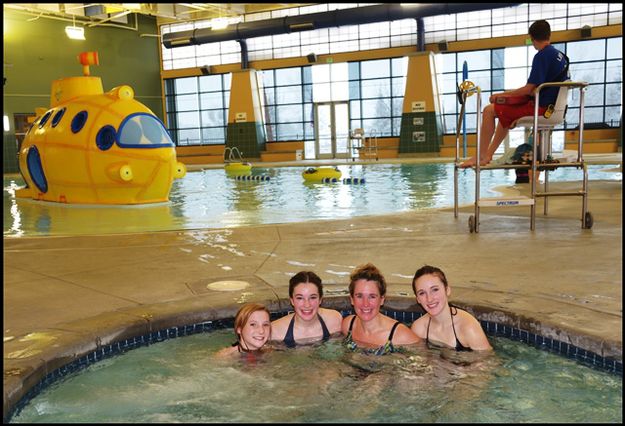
xmin=5 ymin=309 xmax=622 ymax=423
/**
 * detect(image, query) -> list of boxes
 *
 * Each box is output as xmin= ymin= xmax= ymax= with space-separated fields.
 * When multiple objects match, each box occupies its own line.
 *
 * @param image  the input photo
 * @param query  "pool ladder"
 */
xmin=224 ymin=146 xmax=245 ymax=163
xmin=453 ymin=80 xmax=593 ymax=233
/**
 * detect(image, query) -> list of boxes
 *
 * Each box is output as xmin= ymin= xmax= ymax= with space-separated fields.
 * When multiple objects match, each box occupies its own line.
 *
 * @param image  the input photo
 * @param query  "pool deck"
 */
xmin=3 ymin=154 xmax=622 ymax=417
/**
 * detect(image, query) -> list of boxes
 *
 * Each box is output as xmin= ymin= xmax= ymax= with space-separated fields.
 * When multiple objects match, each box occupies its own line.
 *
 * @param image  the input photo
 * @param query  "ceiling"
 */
xmin=3 ymin=3 xmax=311 ymax=27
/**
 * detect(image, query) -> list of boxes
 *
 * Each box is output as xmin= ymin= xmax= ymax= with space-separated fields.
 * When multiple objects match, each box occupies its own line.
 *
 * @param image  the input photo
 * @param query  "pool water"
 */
xmin=10 ymin=329 xmax=622 ymax=423
xmin=4 ymin=163 xmax=621 ymax=237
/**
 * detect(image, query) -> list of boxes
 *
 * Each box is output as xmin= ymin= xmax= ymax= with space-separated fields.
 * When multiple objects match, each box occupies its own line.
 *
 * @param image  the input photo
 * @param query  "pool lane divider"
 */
xmin=234 ymin=175 xmax=270 ymax=181
xmin=343 ymin=177 xmax=365 ymax=184
xmin=321 ymin=177 xmax=366 ymax=184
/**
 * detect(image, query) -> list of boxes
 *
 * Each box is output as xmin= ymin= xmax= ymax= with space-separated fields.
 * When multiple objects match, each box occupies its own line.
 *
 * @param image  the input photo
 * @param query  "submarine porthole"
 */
xmin=51 ymin=108 xmax=66 ymax=128
xmin=26 ymin=146 xmax=48 ymax=193
xmin=71 ymin=111 xmax=88 ymax=134
xmin=96 ymin=125 xmax=117 ymax=151
xmin=38 ymin=110 xmax=53 ymax=128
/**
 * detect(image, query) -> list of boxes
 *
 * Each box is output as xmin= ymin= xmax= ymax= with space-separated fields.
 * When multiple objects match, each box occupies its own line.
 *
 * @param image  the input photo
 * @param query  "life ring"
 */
xmin=225 ymin=162 xmax=252 ymax=175
xmin=302 ymin=166 xmax=342 ymax=182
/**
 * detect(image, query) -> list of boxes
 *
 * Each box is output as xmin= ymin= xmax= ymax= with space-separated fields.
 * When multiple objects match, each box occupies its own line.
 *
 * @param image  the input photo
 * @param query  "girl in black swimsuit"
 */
xmin=271 ymin=271 xmax=343 ymax=348
xmin=410 ymin=265 xmax=492 ymax=352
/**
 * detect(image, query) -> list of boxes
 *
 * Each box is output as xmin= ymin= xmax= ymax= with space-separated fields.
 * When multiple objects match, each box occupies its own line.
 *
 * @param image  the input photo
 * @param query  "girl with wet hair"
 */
xmin=411 ymin=265 xmax=492 ymax=351
xmin=342 ymin=263 xmax=420 ymax=355
xmin=271 ymin=271 xmax=342 ymax=347
xmin=216 ymin=303 xmax=272 ymax=358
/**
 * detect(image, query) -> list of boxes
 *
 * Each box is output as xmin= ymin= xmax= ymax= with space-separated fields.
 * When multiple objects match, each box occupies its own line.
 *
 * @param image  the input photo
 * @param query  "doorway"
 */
xmin=314 ymin=102 xmax=349 ymax=159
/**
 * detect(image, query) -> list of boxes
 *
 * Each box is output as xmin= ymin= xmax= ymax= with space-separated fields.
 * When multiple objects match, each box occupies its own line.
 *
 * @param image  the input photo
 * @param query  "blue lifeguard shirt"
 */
xmin=527 ymin=44 xmax=569 ymax=106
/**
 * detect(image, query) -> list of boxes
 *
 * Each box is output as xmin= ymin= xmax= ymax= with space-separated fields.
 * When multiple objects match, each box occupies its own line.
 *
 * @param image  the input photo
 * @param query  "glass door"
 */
xmin=314 ymin=102 xmax=349 ymax=159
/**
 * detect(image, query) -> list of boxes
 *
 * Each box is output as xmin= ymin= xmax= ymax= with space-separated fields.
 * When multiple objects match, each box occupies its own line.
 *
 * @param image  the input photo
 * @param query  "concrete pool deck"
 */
xmin=3 ymin=155 xmax=622 ymax=417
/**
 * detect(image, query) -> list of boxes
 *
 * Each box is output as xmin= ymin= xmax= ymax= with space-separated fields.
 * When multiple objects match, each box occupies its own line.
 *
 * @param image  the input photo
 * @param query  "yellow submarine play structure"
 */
xmin=16 ymin=51 xmax=186 ymax=205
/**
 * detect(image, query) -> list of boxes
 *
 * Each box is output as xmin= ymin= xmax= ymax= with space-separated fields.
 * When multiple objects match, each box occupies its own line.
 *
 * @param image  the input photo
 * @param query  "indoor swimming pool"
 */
xmin=9 ymin=318 xmax=622 ymax=423
xmin=3 ymin=162 xmax=621 ymax=237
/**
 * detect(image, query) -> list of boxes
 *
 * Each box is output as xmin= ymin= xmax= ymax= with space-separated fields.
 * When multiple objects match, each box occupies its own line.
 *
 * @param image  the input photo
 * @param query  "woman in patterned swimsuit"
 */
xmin=410 ymin=265 xmax=492 ymax=351
xmin=342 ymin=263 xmax=421 ymax=354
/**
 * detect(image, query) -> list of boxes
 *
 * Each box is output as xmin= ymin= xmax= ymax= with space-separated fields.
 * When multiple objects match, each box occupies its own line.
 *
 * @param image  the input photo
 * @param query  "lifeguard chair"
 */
xmin=454 ymin=80 xmax=593 ymax=232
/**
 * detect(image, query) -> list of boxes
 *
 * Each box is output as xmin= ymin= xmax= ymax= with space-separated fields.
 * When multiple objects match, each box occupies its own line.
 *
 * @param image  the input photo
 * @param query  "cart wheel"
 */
xmin=583 ymin=211 xmax=593 ymax=229
xmin=468 ymin=215 xmax=475 ymax=233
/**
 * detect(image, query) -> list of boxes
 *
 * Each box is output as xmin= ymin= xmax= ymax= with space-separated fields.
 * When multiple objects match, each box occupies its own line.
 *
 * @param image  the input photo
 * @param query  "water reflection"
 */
xmin=4 ymin=163 xmax=621 ymax=237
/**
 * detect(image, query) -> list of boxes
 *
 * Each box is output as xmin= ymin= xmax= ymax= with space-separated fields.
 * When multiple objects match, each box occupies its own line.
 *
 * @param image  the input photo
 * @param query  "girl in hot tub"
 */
xmin=411 ymin=265 xmax=492 ymax=351
xmin=216 ymin=303 xmax=272 ymax=359
xmin=271 ymin=271 xmax=343 ymax=347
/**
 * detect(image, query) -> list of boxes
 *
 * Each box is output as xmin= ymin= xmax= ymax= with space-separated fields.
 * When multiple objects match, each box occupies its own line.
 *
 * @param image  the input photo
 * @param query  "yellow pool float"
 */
xmin=302 ymin=167 xmax=342 ymax=182
xmin=224 ymin=162 xmax=252 ymax=175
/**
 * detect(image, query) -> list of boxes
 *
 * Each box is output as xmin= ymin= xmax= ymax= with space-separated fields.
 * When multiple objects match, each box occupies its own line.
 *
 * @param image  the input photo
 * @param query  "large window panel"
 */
xmin=361 ymin=59 xmax=391 ymax=79
xmin=175 ymin=77 xmax=198 ymax=94
xmin=392 ymin=77 xmax=406 ymax=98
xmin=200 ymin=110 xmax=225 ymax=127
xmin=199 ymin=75 xmax=223 ymax=92
xmin=605 ymin=82 xmax=622 ymax=105
xmin=277 ymin=123 xmax=304 ymax=140
xmin=199 ymin=92 xmax=224 ymax=110
xmin=606 ymin=60 xmax=622 ymax=82
xmin=360 ymin=79 xmax=391 ymax=98
xmin=176 ymin=94 xmax=199 ymax=111
xmin=361 ymin=99 xmax=390 ymax=118
xmin=607 ymin=37 xmax=622 ymax=59
xmin=440 ymin=73 xmax=460 ymax=95
xmin=313 ymin=83 xmax=331 ymax=103
xmin=330 ymin=82 xmax=349 ymax=101
xmin=456 ymin=50 xmax=491 ymax=72
xmin=177 ymin=111 xmax=200 ymax=128
xmin=201 ymin=127 xmax=225 ymax=144
xmin=582 ymin=84 xmax=606 ymax=107
xmin=275 ymin=67 xmax=302 ymax=86
xmin=277 ymin=104 xmax=303 ymax=122
xmin=568 ymin=39 xmax=607 ymax=61
xmin=348 ymin=81 xmax=360 ymax=99
xmin=350 ymin=100 xmax=361 ymax=119
xmin=177 ymin=128 xmax=201 ymax=146
xmin=571 ymin=62 xmax=607 ymax=84
xmin=605 ymin=107 xmax=622 ymax=127
xmin=164 ymin=74 xmax=230 ymax=146
xmin=362 ymin=118 xmax=392 ymax=137
xmin=442 ymin=94 xmax=459 ymax=116
xmin=276 ymin=86 xmax=303 ymax=104
xmin=392 ymin=98 xmax=404 ymax=117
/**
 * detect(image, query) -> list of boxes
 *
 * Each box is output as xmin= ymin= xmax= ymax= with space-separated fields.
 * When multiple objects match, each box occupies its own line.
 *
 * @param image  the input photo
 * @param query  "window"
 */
xmin=164 ymin=74 xmax=231 ymax=146
xmin=160 ymin=4 xmax=622 ymax=69
xmin=350 ymin=57 xmax=407 ymax=137
xmin=260 ymin=67 xmax=312 ymax=141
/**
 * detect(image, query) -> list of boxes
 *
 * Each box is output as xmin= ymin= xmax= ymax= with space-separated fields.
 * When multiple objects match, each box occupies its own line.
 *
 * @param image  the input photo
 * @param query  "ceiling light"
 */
xmin=65 ymin=26 xmax=85 ymax=40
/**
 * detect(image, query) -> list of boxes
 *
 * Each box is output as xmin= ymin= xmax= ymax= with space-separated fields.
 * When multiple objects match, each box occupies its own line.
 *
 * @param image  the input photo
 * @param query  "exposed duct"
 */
xmin=163 ymin=3 xmax=521 ymax=48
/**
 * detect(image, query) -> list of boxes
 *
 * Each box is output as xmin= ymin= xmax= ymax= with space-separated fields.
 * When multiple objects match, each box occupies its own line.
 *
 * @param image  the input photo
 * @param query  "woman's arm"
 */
xmin=319 ymin=308 xmax=344 ymax=335
xmin=460 ymin=314 xmax=493 ymax=351
xmin=394 ymin=323 xmax=422 ymax=345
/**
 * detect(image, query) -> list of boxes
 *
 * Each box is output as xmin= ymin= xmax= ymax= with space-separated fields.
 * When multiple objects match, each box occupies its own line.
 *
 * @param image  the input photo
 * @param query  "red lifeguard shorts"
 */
xmin=494 ymin=101 xmax=548 ymax=129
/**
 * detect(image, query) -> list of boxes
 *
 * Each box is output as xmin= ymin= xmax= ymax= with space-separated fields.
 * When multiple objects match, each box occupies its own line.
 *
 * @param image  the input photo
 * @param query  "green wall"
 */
xmin=3 ymin=9 xmax=163 ymax=173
